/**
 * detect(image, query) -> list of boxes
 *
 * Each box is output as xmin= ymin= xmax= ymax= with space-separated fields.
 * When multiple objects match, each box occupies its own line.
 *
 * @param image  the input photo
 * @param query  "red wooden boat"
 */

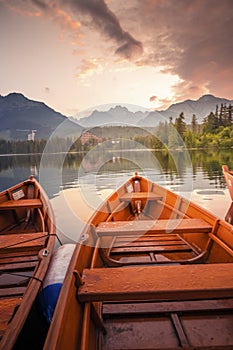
xmin=44 ymin=172 xmax=233 ymax=350
xmin=0 ymin=176 xmax=56 ymax=350
xmin=222 ymin=164 xmax=233 ymax=201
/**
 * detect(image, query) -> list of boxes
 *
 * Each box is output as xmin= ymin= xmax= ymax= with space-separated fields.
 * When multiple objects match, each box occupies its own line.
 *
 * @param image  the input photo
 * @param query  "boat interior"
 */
xmin=45 ymin=174 xmax=233 ymax=350
xmin=0 ymin=178 xmax=53 ymax=347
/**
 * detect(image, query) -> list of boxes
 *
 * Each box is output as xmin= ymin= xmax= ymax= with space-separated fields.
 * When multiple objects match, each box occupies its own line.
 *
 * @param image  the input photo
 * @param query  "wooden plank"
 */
xmin=0 ymin=287 xmax=26 ymax=297
xmin=91 ymin=302 xmax=106 ymax=334
xmin=0 ymin=261 xmax=38 ymax=271
xmin=113 ymin=240 xmax=186 ymax=247
xmin=0 ymin=251 xmax=39 ymax=260
xmin=208 ymin=233 xmax=233 ymax=257
xmin=0 ymin=297 xmax=21 ymax=335
xmin=0 ymin=232 xmax=47 ymax=251
xmin=102 ymin=298 xmax=233 ymax=316
xmin=0 ymin=229 xmax=38 ymax=235
xmin=111 ymin=244 xmax=191 ymax=254
xmin=0 ymin=230 xmax=46 ymax=237
xmin=96 ymin=218 xmax=212 ymax=236
xmin=0 ymin=199 xmax=42 ymax=210
xmin=78 ymin=263 xmax=233 ymax=302
xmin=114 ymin=235 xmax=181 ymax=243
xmin=170 ymin=313 xmax=190 ymax=347
xmin=0 ymin=254 xmax=38 ymax=265
xmin=120 ymin=192 xmax=163 ymax=201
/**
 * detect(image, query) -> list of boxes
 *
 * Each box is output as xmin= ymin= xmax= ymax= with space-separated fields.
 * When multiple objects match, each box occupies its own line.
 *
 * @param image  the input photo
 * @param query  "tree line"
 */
xmin=134 ymin=103 xmax=233 ymax=149
xmin=0 ymin=103 xmax=232 ymax=154
xmin=0 ymin=137 xmax=86 ymax=154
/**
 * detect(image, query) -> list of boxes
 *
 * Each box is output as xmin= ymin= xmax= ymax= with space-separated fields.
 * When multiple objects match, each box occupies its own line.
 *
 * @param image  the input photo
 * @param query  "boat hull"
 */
xmin=0 ymin=177 xmax=56 ymax=350
xmin=44 ymin=173 xmax=233 ymax=350
xmin=222 ymin=164 xmax=233 ymax=201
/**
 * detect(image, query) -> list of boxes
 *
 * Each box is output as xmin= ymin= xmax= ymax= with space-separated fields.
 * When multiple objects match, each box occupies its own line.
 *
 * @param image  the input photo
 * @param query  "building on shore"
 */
xmin=80 ymin=131 xmax=103 ymax=145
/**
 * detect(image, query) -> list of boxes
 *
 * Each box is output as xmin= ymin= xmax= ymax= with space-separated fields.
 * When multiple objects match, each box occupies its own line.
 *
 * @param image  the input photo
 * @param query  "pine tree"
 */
xmin=203 ymin=112 xmax=218 ymax=133
xmin=191 ymin=114 xmax=198 ymax=133
xmin=175 ymin=112 xmax=186 ymax=138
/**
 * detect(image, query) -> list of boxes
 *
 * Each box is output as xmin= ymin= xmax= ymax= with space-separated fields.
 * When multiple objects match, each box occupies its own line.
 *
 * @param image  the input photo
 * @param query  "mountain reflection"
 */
xmin=0 ymin=149 xmax=232 ymax=197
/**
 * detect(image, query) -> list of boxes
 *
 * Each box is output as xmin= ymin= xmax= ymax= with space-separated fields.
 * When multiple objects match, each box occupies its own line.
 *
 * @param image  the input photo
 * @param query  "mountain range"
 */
xmin=75 ymin=94 xmax=233 ymax=127
xmin=0 ymin=93 xmax=82 ymax=140
xmin=0 ymin=92 xmax=232 ymax=140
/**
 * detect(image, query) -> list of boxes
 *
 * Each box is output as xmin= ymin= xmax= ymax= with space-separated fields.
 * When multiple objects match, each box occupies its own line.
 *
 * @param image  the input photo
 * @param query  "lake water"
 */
xmin=0 ymin=148 xmax=233 ymax=243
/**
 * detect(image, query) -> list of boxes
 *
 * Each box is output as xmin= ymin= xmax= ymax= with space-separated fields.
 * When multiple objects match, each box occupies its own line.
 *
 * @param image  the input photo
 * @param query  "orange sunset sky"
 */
xmin=0 ymin=0 xmax=233 ymax=116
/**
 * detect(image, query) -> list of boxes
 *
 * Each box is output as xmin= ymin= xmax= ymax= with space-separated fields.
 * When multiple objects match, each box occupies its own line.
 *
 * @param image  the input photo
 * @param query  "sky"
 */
xmin=0 ymin=0 xmax=233 ymax=117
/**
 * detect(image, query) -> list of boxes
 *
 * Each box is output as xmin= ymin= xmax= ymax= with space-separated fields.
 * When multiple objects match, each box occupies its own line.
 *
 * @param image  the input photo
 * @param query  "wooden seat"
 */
xmin=0 ymin=232 xmax=48 ymax=252
xmin=0 ymin=199 xmax=42 ymax=210
xmin=78 ymin=263 xmax=233 ymax=302
xmin=96 ymin=218 xmax=212 ymax=236
xmin=110 ymin=245 xmax=192 ymax=254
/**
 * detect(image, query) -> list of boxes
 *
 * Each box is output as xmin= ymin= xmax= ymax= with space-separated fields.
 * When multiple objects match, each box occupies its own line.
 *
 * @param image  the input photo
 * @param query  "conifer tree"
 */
xmin=191 ymin=114 xmax=198 ymax=133
xmin=175 ymin=112 xmax=186 ymax=138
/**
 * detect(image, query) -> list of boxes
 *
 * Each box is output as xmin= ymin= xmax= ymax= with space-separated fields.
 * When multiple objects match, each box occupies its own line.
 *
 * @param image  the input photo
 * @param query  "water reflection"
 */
xmin=1 ymin=149 xmax=232 ymax=242
xmin=0 ymin=149 xmax=233 ymax=196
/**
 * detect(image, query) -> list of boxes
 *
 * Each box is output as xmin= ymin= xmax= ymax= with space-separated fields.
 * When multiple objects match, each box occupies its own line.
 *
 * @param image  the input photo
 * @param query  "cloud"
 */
xmin=0 ymin=0 xmax=42 ymax=17
xmin=3 ymin=0 xmax=143 ymax=61
xmin=115 ymin=37 xmax=143 ymax=60
xmin=77 ymin=58 xmax=104 ymax=80
xmin=149 ymin=95 xmax=175 ymax=110
xmin=171 ymin=80 xmax=210 ymax=103
xmin=135 ymin=0 xmax=233 ymax=99
xmin=157 ymin=98 xmax=174 ymax=110
xmin=1 ymin=0 xmax=83 ymax=43
xmin=30 ymin=0 xmax=47 ymax=11
xmin=149 ymin=96 xmax=157 ymax=102
xmin=64 ymin=0 xmax=143 ymax=60
xmin=2 ymin=0 xmax=232 ymax=102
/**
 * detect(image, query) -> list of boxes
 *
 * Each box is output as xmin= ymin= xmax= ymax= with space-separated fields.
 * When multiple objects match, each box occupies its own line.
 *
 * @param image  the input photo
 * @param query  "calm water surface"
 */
xmin=0 ymin=149 xmax=232 ymax=242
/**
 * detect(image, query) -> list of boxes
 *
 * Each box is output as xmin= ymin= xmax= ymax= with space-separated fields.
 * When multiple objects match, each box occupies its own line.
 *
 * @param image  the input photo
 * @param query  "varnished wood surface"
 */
xmin=79 ymin=263 xmax=233 ymax=302
xmin=0 ymin=199 xmax=42 ymax=210
xmin=0 ymin=232 xmax=47 ymax=251
xmin=0 ymin=177 xmax=56 ymax=350
xmin=43 ymin=173 xmax=233 ymax=350
xmin=120 ymin=192 xmax=162 ymax=201
xmin=102 ymin=298 xmax=233 ymax=315
xmin=97 ymin=218 xmax=212 ymax=235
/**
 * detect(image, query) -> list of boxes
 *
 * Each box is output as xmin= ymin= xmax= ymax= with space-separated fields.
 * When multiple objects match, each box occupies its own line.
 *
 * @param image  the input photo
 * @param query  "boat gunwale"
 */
xmin=0 ymin=176 xmax=56 ymax=350
xmin=43 ymin=173 xmax=233 ymax=350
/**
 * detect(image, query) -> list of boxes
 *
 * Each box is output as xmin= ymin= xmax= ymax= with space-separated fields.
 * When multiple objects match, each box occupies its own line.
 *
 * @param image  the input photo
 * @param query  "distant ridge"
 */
xmin=74 ymin=94 xmax=233 ymax=127
xmin=1 ymin=93 xmax=232 ymax=139
xmin=0 ymin=93 xmax=83 ymax=140
xmin=76 ymin=105 xmax=149 ymax=127
xmin=159 ymin=94 xmax=233 ymax=122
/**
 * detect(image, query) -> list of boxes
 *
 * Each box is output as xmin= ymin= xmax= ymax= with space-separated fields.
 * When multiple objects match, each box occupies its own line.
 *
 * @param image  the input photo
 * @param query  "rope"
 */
xmin=50 ymin=233 xmax=63 ymax=246
xmin=0 ymin=270 xmax=43 ymax=285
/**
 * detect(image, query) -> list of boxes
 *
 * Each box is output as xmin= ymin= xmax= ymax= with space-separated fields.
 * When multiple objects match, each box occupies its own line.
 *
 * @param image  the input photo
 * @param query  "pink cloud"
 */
xmin=1 ymin=0 xmax=232 ymax=100
xmin=149 ymin=95 xmax=157 ymax=102
xmin=3 ymin=0 xmax=143 ymax=61
xmin=64 ymin=0 xmax=143 ymax=60
xmin=136 ymin=0 xmax=233 ymax=99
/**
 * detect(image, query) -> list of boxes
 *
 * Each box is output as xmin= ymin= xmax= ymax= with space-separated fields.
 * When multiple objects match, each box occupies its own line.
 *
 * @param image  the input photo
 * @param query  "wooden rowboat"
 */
xmin=0 ymin=176 xmax=56 ymax=350
xmin=222 ymin=164 xmax=233 ymax=201
xmin=44 ymin=172 xmax=233 ymax=350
